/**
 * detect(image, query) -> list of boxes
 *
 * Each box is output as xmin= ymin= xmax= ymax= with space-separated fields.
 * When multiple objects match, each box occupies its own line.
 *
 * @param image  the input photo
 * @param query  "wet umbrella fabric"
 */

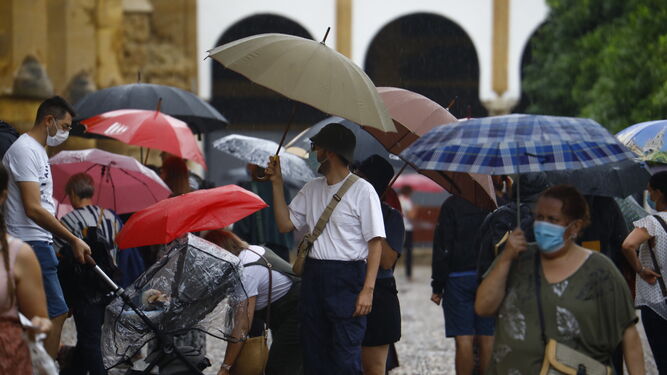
xmin=616 ymin=120 xmax=667 ymax=163
xmin=50 ymin=149 xmax=171 ymax=214
xmin=208 ymin=33 xmax=395 ymax=133
xmin=540 ymin=158 xmax=650 ymax=198
xmin=213 ymin=134 xmax=316 ymax=184
xmin=82 ymin=109 xmax=206 ymax=168
xmin=401 ymin=114 xmax=635 ymax=175
xmin=102 ymin=233 xmax=247 ymax=370
xmin=115 ymin=185 xmax=268 ymax=249
xmin=73 ymin=83 xmax=228 ymax=135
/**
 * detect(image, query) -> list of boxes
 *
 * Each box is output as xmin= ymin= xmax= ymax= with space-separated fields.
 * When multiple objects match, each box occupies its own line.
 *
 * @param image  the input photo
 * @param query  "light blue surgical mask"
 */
xmin=307 ymin=151 xmax=320 ymax=171
xmin=533 ymin=221 xmax=567 ymax=253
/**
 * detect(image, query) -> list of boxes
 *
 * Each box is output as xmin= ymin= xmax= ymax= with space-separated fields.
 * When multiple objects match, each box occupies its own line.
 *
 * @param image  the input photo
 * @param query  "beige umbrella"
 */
xmin=207 ymin=30 xmax=396 ymax=152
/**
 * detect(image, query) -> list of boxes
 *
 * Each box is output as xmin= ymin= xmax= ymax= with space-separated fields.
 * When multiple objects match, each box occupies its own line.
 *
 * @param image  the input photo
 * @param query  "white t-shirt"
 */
xmin=238 ymin=245 xmax=293 ymax=310
xmin=398 ymin=194 xmax=414 ymax=231
xmin=288 ymin=173 xmax=386 ymax=261
xmin=2 ymin=134 xmax=55 ymax=242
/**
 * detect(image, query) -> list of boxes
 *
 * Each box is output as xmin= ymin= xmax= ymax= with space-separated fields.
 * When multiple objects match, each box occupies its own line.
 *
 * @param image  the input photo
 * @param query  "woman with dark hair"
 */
xmin=353 ymin=155 xmax=404 ymax=375
xmin=622 ymin=171 xmax=667 ymax=373
xmin=205 ymin=229 xmax=302 ymax=375
xmin=0 ymin=164 xmax=52 ymax=373
xmin=476 ymin=185 xmax=645 ymax=374
xmin=160 ymin=156 xmax=191 ymax=197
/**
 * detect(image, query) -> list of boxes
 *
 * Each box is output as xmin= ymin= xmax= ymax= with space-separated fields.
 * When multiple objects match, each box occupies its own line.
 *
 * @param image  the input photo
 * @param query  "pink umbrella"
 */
xmin=363 ymin=87 xmax=497 ymax=211
xmin=81 ymin=109 xmax=207 ymax=168
xmin=54 ymin=198 xmax=74 ymax=219
xmin=50 ymin=149 xmax=172 ymax=214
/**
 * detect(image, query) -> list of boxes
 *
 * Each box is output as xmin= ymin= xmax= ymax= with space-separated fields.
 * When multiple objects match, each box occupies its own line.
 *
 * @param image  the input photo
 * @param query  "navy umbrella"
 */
xmin=73 ymin=83 xmax=228 ymax=135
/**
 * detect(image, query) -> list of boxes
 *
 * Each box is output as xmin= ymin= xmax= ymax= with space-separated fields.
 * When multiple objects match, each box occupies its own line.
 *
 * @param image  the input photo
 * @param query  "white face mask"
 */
xmin=46 ymin=120 xmax=69 ymax=147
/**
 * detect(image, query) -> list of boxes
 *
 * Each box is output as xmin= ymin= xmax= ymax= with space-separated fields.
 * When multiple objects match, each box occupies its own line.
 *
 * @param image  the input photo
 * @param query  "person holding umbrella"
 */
xmin=2 ymin=96 xmax=91 ymax=358
xmin=475 ymin=185 xmax=645 ymax=374
xmin=266 ymin=123 xmax=385 ymax=374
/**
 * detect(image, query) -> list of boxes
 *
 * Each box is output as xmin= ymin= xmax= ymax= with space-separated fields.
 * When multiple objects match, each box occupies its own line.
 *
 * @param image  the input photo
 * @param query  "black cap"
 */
xmin=355 ymin=155 xmax=394 ymax=196
xmin=310 ymin=123 xmax=356 ymax=164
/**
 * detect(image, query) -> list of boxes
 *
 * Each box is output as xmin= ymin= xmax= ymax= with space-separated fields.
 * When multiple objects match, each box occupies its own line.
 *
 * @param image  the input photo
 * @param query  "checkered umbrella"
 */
xmin=400 ymin=114 xmax=635 ymax=175
xmin=400 ymin=114 xmax=635 ymax=224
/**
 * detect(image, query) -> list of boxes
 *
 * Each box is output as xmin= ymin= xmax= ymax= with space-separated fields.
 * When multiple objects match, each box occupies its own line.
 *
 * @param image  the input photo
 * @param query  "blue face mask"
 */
xmin=533 ymin=221 xmax=567 ymax=253
xmin=307 ymin=150 xmax=320 ymax=172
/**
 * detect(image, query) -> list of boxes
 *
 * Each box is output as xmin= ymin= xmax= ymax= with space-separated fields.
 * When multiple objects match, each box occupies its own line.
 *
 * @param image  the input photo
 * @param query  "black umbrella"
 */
xmin=285 ymin=116 xmax=402 ymax=168
xmin=72 ymin=83 xmax=228 ymax=135
xmin=540 ymin=158 xmax=650 ymax=198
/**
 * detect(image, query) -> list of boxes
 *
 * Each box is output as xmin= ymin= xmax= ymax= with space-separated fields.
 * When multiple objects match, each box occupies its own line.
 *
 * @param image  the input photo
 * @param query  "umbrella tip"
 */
xmin=321 ymin=27 xmax=331 ymax=45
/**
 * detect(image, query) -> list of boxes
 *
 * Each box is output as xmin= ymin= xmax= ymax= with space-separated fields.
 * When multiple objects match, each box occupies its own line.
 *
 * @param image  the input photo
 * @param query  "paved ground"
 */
xmin=63 ymin=254 xmax=658 ymax=374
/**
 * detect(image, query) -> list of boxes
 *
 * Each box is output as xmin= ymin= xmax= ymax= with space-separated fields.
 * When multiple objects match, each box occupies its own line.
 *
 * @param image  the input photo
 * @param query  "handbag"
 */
xmin=534 ymin=254 xmax=612 ymax=375
xmin=292 ymin=174 xmax=359 ymax=275
xmin=231 ymin=249 xmax=273 ymax=375
xmin=18 ymin=313 xmax=58 ymax=375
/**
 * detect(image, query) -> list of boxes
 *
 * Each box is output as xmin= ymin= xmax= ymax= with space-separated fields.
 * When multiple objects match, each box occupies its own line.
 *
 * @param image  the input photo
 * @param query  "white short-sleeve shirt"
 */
xmin=2 ymin=134 xmax=55 ymax=242
xmin=238 ymin=245 xmax=293 ymax=310
xmin=288 ymin=173 xmax=386 ymax=261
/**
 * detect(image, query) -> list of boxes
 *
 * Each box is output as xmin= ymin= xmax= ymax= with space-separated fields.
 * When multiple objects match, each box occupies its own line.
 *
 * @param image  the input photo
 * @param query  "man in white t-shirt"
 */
xmin=2 ymin=96 xmax=91 ymax=358
xmin=267 ymin=123 xmax=385 ymax=375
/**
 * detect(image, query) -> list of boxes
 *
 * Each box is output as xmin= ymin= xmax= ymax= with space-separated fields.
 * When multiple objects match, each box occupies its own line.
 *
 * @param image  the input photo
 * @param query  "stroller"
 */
xmin=91 ymin=233 xmax=248 ymax=374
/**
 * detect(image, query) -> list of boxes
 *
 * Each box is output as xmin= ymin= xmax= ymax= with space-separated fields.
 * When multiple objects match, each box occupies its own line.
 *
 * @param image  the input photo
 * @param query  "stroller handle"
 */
xmin=86 ymin=255 xmax=120 ymax=292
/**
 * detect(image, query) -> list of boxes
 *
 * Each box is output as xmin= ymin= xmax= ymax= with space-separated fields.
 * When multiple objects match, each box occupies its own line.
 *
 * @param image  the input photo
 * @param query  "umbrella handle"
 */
xmin=257 ymin=103 xmax=299 ymax=182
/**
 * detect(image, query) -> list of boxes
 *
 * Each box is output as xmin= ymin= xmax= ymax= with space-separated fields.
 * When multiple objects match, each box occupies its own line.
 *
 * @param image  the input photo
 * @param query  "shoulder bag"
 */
xmin=535 ymin=254 xmax=612 ymax=375
xmin=231 ymin=249 xmax=272 ymax=375
xmin=292 ymin=174 xmax=359 ymax=275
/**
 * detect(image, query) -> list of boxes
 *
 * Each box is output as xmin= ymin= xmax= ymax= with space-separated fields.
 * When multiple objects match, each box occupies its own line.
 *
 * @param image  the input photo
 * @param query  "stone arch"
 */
xmin=210 ymin=14 xmax=323 ymax=128
xmin=364 ymin=13 xmax=486 ymax=118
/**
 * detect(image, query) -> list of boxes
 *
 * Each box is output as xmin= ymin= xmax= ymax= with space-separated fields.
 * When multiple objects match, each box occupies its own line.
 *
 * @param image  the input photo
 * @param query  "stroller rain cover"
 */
xmin=101 ymin=233 xmax=248 ymax=369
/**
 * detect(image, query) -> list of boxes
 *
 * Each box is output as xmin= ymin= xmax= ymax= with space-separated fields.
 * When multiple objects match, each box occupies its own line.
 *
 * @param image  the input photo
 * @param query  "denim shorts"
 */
xmin=26 ymin=241 xmax=69 ymax=318
xmin=442 ymin=273 xmax=495 ymax=337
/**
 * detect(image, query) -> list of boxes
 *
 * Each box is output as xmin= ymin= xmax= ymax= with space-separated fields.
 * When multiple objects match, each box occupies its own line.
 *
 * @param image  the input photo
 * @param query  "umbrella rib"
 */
xmin=116 ymin=168 xmax=161 ymax=202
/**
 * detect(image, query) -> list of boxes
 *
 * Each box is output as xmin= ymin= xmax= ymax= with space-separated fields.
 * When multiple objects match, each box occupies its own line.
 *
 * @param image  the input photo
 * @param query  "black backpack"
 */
xmin=58 ymin=209 xmax=120 ymax=305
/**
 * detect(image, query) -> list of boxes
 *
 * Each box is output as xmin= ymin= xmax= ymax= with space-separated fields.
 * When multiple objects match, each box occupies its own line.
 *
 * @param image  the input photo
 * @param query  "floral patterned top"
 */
xmin=488 ymin=247 xmax=637 ymax=375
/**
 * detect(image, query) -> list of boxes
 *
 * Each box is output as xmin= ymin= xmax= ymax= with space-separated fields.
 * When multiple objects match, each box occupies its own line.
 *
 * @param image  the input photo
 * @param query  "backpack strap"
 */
xmin=244 ymin=247 xmax=272 ymax=329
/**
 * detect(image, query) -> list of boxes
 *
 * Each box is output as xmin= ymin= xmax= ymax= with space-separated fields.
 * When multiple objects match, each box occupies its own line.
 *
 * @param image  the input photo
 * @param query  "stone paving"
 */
xmin=63 ymin=264 xmax=657 ymax=374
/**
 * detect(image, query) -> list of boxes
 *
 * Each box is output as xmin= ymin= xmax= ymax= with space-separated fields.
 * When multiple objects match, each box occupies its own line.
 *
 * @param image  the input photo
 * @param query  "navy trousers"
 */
xmin=301 ymin=258 xmax=366 ymax=375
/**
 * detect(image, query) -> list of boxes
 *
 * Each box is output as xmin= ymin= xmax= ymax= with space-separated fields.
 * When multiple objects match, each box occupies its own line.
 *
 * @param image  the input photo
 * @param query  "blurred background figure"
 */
xmin=160 ymin=156 xmax=191 ymax=197
xmin=398 ymin=185 xmax=417 ymax=281
xmin=0 ymin=163 xmax=52 ymax=373
xmin=233 ymin=163 xmax=293 ymax=261
xmin=431 ymin=194 xmax=494 ymax=375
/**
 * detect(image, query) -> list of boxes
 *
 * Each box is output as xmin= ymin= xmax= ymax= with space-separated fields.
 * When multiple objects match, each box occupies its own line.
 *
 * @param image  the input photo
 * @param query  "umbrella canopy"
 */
xmin=213 ymin=134 xmax=315 ymax=185
xmin=401 ymin=114 xmax=635 ymax=175
xmin=285 ymin=116 xmax=398 ymax=166
xmin=73 ymin=83 xmax=228 ymax=135
xmin=207 ymin=33 xmax=395 ymax=133
xmin=616 ymin=120 xmax=667 ymax=163
xmin=540 ymin=158 xmax=650 ymax=198
xmin=364 ymin=87 xmax=457 ymax=154
xmin=50 ymin=149 xmax=171 ymax=214
xmin=392 ymin=173 xmax=444 ymax=193
xmin=82 ymin=109 xmax=206 ymax=168
xmin=116 ymin=185 xmax=267 ymax=249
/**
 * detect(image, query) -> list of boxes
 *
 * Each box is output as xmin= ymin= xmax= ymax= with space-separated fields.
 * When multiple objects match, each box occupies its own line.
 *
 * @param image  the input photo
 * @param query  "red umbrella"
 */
xmin=115 ymin=185 xmax=267 ymax=249
xmin=393 ymin=173 xmax=444 ymax=193
xmin=364 ymin=87 xmax=497 ymax=211
xmin=82 ymin=109 xmax=207 ymax=168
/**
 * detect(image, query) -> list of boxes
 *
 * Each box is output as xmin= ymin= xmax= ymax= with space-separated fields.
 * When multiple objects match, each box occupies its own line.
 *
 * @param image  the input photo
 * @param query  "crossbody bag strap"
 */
xmin=244 ymin=248 xmax=272 ymax=329
xmin=649 ymin=215 xmax=667 ymax=297
xmin=534 ymin=252 xmax=547 ymax=345
xmin=310 ymin=174 xmax=360 ymax=241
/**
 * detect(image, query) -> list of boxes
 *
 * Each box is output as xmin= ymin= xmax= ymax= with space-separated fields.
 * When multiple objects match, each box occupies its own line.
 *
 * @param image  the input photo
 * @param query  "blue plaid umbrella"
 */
xmin=401 ymin=114 xmax=635 ymax=223
xmin=400 ymin=114 xmax=634 ymax=175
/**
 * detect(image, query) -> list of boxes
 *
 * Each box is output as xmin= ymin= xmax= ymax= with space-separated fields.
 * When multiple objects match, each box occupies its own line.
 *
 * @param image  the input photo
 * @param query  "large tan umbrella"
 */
xmin=207 ymin=31 xmax=396 ymax=148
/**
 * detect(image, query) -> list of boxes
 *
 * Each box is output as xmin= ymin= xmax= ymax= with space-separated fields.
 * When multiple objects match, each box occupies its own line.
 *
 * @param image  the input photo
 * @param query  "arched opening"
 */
xmin=364 ymin=13 xmax=486 ymax=118
xmin=210 ymin=14 xmax=319 ymax=128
